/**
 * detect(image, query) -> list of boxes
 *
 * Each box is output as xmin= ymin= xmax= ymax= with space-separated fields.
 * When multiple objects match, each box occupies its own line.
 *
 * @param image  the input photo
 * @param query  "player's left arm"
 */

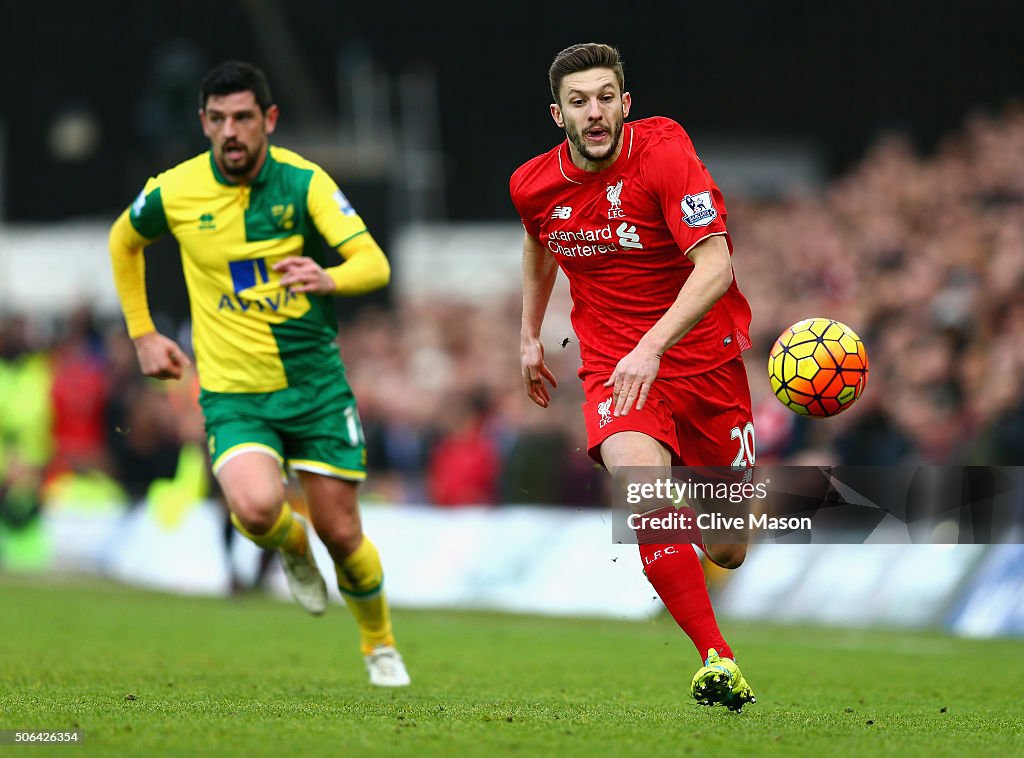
xmin=606 ymin=235 xmax=732 ymax=416
xmin=273 ymin=169 xmax=390 ymax=295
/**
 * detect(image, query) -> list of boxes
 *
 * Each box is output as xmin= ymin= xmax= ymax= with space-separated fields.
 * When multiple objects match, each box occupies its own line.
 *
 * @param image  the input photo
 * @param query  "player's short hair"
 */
xmin=199 ymin=61 xmax=274 ymax=112
xmin=548 ymin=43 xmax=625 ymax=105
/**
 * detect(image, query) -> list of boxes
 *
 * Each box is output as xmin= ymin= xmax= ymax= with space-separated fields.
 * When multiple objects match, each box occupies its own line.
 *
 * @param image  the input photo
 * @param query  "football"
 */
xmin=767 ymin=318 xmax=869 ymax=417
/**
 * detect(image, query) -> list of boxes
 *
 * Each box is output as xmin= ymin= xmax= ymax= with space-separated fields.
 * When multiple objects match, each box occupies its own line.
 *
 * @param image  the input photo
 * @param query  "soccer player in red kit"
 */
xmin=511 ymin=43 xmax=756 ymax=710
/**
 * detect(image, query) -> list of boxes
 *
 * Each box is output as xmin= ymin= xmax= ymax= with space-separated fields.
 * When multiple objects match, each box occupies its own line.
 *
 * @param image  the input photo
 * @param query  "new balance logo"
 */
xmin=551 ymin=206 xmax=572 ymax=219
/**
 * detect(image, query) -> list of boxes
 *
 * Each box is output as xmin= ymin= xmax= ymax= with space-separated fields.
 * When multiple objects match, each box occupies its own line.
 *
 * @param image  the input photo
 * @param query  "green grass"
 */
xmin=0 ymin=576 xmax=1021 ymax=757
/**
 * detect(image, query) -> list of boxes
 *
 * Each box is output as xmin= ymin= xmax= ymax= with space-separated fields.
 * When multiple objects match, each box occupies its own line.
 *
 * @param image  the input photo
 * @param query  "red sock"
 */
xmin=639 ymin=542 xmax=733 ymax=661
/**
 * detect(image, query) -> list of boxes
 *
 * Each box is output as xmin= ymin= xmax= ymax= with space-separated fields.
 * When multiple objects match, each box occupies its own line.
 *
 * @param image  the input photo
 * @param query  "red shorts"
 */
xmin=582 ymin=357 xmax=754 ymax=467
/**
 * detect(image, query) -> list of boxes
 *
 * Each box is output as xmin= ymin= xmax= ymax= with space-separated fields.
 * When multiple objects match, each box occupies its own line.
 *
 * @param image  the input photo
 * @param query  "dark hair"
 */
xmin=199 ymin=60 xmax=274 ymax=112
xmin=548 ymin=43 xmax=624 ymax=104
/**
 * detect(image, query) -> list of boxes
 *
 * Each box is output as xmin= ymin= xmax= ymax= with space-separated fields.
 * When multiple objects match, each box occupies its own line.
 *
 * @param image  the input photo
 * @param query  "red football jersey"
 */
xmin=510 ymin=117 xmax=752 ymax=379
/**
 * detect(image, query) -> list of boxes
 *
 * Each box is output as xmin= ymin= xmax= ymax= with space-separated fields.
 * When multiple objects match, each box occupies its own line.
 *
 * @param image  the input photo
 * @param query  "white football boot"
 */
xmin=364 ymin=645 xmax=411 ymax=687
xmin=278 ymin=514 xmax=328 ymax=616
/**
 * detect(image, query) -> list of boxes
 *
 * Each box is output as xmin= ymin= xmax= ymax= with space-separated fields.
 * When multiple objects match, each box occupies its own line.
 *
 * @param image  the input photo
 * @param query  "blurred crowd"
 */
xmin=735 ymin=104 xmax=1024 ymax=468
xmin=2 ymin=105 xmax=1023 ymax=524
xmin=0 ymin=307 xmax=208 ymax=524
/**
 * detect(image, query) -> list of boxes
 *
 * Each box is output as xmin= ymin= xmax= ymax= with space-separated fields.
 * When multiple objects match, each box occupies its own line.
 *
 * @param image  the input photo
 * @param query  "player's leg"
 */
xmin=584 ymin=374 xmax=739 ymax=674
xmin=703 ymin=541 xmax=747 ymax=570
xmin=285 ymin=373 xmax=409 ymax=687
xmin=669 ymin=358 xmax=757 ymax=709
xmin=600 ymin=430 xmax=736 ymax=666
xmin=298 ymin=471 xmax=408 ymax=687
xmin=216 ymin=449 xmax=327 ymax=615
xmin=688 ymin=485 xmax=749 ymax=570
xmin=674 ymin=358 xmax=755 ymax=570
xmin=200 ymin=385 xmax=329 ymax=615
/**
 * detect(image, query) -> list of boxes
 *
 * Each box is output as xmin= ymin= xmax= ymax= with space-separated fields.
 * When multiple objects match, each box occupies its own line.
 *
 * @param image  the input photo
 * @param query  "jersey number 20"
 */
xmin=730 ymin=422 xmax=756 ymax=468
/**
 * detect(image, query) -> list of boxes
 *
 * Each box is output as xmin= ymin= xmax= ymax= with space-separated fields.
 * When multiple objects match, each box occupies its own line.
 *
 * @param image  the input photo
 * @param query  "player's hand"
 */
xmin=521 ymin=337 xmax=558 ymax=407
xmin=604 ymin=345 xmax=660 ymax=416
xmin=133 ymin=332 xmax=191 ymax=381
xmin=273 ymin=256 xmax=335 ymax=294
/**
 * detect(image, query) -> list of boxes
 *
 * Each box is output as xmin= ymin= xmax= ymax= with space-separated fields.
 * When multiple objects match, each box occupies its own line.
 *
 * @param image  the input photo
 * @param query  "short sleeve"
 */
xmin=641 ymin=135 xmax=729 ymax=255
xmin=306 ymin=168 xmax=369 ymax=249
xmin=509 ymin=171 xmax=541 ymax=239
xmin=128 ymin=177 xmax=170 ymax=240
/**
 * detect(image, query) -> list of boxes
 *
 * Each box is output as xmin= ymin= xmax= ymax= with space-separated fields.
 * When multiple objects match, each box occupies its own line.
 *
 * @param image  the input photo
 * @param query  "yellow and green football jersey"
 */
xmin=123 ymin=146 xmax=369 ymax=393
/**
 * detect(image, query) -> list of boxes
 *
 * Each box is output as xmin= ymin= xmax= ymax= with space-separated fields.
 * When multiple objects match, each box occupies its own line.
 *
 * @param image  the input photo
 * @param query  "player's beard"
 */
xmin=219 ymin=140 xmax=258 ymax=178
xmin=566 ymin=115 xmax=624 ymax=164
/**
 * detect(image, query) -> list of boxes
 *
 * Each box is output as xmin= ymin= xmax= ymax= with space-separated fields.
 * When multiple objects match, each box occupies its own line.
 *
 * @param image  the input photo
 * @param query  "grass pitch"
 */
xmin=1 ymin=576 xmax=1021 ymax=757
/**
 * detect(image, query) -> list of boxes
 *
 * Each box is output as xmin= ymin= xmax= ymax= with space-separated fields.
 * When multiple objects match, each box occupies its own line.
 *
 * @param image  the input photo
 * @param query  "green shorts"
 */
xmin=199 ymin=370 xmax=367 ymax=482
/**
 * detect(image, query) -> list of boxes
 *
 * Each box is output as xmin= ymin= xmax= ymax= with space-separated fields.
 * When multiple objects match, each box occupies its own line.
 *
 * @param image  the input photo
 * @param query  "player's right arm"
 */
xmin=520 ymin=230 xmax=559 ymax=407
xmin=109 ymin=183 xmax=190 ymax=380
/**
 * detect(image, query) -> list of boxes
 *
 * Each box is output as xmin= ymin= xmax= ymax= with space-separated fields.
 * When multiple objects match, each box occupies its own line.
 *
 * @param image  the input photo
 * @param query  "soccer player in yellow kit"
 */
xmin=109 ymin=60 xmax=409 ymax=687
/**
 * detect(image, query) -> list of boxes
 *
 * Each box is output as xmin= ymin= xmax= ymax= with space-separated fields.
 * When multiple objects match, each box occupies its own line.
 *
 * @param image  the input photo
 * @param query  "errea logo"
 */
xmin=199 ymin=213 xmax=216 ymax=230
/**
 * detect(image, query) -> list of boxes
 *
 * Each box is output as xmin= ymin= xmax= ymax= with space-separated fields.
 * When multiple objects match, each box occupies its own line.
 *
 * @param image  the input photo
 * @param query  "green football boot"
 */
xmin=690 ymin=648 xmax=756 ymax=712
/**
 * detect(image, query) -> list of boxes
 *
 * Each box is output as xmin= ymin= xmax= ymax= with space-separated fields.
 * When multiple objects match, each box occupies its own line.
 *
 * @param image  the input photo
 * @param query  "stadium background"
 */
xmin=1 ymin=0 xmax=1022 ymax=645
